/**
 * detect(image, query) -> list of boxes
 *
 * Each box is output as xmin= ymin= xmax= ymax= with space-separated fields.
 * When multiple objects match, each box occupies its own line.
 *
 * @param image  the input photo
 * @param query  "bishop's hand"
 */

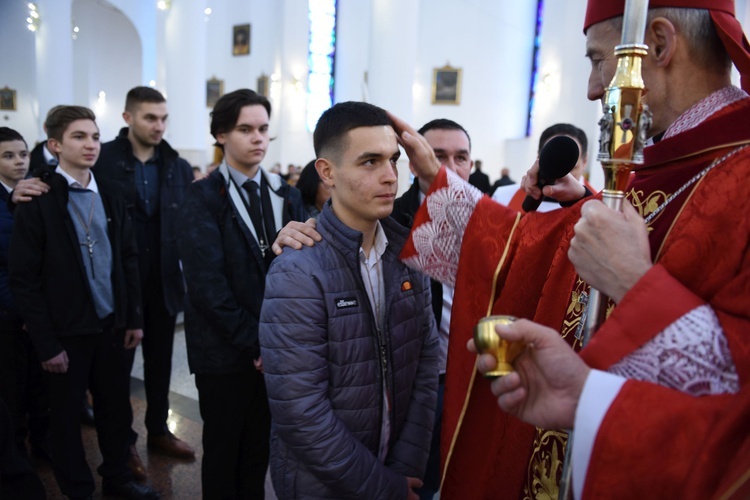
xmin=569 ymin=199 xmax=652 ymax=303
xmin=469 ymin=319 xmax=589 ymax=430
xmin=388 ymin=112 xmax=441 ymax=187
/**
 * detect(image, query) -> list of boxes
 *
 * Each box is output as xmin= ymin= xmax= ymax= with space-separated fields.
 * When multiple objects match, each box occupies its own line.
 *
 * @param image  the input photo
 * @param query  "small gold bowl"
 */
xmin=474 ymin=315 xmax=522 ymax=378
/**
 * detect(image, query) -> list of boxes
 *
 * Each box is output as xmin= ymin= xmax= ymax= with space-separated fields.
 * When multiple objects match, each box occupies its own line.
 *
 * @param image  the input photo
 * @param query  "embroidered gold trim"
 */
xmin=440 ymin=212 xmax=522 ymax=489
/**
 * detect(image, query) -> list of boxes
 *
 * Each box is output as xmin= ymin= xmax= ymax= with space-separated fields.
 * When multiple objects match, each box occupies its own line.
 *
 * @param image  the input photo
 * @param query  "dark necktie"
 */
xmin=242 ymin=180 xmax=269 ymax=257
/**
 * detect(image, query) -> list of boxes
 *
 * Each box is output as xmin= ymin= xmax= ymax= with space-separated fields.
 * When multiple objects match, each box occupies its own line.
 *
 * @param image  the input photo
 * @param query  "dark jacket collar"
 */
xmin=114 ymin=127 xmax=180 ymax=163
xmin=317 ymin=201 xmax=408 ymax=264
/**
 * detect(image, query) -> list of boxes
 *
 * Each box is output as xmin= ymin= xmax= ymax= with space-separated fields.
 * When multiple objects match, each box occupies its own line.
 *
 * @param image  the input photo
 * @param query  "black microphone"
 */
xmin=521 ymin=135 xmax=580 ymax=213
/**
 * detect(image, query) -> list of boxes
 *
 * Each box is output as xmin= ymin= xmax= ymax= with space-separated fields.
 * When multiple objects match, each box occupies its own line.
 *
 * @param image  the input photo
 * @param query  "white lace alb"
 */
xmin=609 ymin=305 xmax=739 ymax=396
xmin=402 ymin=169 xmax=483 ymax=287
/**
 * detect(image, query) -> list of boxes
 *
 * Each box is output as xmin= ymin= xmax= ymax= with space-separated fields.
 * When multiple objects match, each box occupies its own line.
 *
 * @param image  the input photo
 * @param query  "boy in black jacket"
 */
xmin=9 ymin=106 xmax=158 ymax=500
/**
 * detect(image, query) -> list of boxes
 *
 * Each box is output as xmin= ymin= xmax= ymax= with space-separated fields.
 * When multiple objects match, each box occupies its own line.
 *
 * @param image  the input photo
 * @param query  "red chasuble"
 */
xmin=400 ymin=96 xmax=750 ymax=499
xmin=583 ymin=379 xmax=750 ymax=499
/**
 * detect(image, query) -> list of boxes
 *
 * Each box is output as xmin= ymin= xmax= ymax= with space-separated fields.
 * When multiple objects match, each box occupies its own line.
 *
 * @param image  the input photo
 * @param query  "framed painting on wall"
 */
xmin=432 ymin=65 xmax=462 ymax=105
xmin=0 ymin=87 xmax=17 ymax=111
xmin=206 ymin=78 xmax=224 ymax=108
xmin=233 ymin=24 xmax=251 ymax=56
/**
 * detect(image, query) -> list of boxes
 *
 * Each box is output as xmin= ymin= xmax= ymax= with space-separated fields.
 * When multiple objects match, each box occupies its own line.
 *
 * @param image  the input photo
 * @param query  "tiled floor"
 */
xmin=33 ymin=323 xmax=278 ymax=499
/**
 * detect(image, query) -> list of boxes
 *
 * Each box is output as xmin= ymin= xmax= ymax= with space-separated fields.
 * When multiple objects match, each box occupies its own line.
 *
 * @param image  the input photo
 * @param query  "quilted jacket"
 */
xmin=260 ymin=203 xmax=439 ymax=499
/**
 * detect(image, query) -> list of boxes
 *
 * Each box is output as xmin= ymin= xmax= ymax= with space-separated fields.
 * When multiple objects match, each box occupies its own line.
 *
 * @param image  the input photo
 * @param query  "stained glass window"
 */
xmin=307 ymin=0 xmax=337 ymax=132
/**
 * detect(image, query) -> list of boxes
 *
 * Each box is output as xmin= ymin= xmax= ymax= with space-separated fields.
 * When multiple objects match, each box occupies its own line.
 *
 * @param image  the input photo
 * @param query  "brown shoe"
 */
xmin=147 ymin=432 xmax=195 ymax=459
xmin=127 ymin=445 xmax=148 ymax=481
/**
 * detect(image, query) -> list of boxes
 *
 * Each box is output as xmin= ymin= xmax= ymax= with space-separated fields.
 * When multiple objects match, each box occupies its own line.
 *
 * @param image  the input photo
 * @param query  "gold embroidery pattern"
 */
xmin=628 ymin=187 xmax=668 ymax=228
xmin=523 ymin=429 xmax=568 ymax=500
xmin=562 ymin=277 xmax=588 ymax=351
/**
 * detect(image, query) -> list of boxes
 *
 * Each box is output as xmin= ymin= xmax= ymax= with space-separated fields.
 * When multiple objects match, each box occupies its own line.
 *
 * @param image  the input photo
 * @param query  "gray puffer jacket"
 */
xmin=260 ymin=204 xmax=439 ymax=499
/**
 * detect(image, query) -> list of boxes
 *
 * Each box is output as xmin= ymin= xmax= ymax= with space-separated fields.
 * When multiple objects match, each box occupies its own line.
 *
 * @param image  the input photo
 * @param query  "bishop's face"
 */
xmin=585 ymin=21 xmax=622 ymax=103
xmin=586 ymin=18 xmax=670 ymax=137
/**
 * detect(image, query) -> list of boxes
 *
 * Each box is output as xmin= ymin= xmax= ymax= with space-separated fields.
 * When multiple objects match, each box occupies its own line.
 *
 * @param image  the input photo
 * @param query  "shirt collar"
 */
xmin=227 ymin=163 xmax=263 ymax=188
xmin=0 ymin=181 xmax=13 ymax=194
xmin=663 ymin=85 xmax=749 ymax=140
xmin=55 ymin=165 xmax=99 ymax=193
xmin=43 ymin=144 xmax=58 ymax=165
xmin=359 ymin=220 xmax=388 ymax=263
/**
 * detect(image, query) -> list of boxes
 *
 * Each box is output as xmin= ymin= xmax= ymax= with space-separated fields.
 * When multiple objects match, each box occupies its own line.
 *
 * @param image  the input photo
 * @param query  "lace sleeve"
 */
xmin=608 ymin=304 xmax=739 ymax=396
xmin=402 ymin=169 xmax=483 ymax=287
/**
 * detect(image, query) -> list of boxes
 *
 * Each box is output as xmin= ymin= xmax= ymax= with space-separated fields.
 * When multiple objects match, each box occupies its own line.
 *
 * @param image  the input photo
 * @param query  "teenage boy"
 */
xmin=0 ymin=128 xmax=50 ymax=463
xmin=9 ymin=106 xmax=158 ymax=500
xmin=259 ymin=101 xmax=439 ymax=499
xmin=177 ymin=89 xmax=307 ymax=499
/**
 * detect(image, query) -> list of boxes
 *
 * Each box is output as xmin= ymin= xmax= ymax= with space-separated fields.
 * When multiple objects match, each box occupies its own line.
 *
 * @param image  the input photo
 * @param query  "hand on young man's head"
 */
xmin=388 ymin=112 xmax=441 ymax=185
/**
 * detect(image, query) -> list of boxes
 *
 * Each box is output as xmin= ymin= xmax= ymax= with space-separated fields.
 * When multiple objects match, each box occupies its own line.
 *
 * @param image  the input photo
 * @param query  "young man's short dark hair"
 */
xmin=210 ymin=89 xmax=272 ymax=147
xmin=46 ymin=106 xmax=96 ymax=142
xmin=0 ymin=127 xmax=27 ymax=147
xmin=417 ymin=118 xmax=472 ymax=150
xmin=312 ymin=101 xmax=392 ymax=159
xmin=538 ymin=123 xmax=588 ymax=157
xmin=124 ymin=86 xmax=167 ymax=112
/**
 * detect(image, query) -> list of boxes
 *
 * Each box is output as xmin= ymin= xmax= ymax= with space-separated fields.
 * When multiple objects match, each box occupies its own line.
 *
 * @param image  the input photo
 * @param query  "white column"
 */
xmin=35 ymin=0 xmax=74 ymax=137
xmin=271 ymin=0 xmax=315 ymax=167
xmin=367 ymin=0 xmax=419 ymax=196
xmin=367 ymin=0 xmax=419 ymax=118
xmin=161 ymin=0 xmax=207 ymax=164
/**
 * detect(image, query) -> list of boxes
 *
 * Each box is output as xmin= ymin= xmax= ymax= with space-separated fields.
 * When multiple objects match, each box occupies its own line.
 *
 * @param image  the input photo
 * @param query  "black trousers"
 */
xmin=416 ymin=378 xmax=444 ymax=500
xmin=0 ymin=398 xmax=45 ymax=500
xmin=125 ymin=275 xmax=176 ymax=438
xmin=0 ymin=320 xmax=50 ymax=456
xmin=196 ymin=370 xmax=271 ymax=500
xmin=49 ymin=329 xmax=132 ymax=497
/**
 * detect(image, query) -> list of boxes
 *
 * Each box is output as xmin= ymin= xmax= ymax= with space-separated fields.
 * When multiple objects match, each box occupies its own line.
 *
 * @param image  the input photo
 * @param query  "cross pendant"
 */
xmin=81 ymin=236 xmax=97 ymax=279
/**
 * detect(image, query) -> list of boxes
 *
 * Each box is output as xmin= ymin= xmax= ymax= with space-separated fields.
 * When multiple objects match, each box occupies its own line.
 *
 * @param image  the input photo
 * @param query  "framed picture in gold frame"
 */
xmin=233 ymin=24 xmax=251 ymax=56
xmin=206 ymin=78 xmax=224 ymax=108
xmin=0 ymin=87 xmax=17 ymax=111
xmin=431 ymin=65 xmax=462 ymax=105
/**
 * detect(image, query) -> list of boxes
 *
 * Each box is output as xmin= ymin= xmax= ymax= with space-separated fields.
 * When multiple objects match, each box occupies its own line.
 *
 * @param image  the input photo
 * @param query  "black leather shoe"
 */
xmin=102 ymin=480 xmax=160 ymax=499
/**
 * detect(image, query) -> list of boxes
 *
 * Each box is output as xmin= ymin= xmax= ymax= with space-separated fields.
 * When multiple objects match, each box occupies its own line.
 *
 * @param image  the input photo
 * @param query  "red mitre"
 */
xmin=584 ymin=0 xmax=750 ymax=91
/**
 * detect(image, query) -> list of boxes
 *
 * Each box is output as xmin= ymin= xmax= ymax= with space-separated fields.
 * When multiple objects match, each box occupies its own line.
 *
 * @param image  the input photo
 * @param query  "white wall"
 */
xmin=0 ymin=1 xmax=39 ymax=144
xmin=413 ymin=1 xmax=537 ymax=182
xmin=72 ymin=0 xmax=142 ymax=143
xmin=2 ymin=0 xmax=748 ymax=185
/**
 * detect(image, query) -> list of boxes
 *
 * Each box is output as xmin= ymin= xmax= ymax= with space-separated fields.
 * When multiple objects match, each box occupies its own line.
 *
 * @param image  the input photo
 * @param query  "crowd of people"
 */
xmin=1 ymin=0 xmax=750 ymax=499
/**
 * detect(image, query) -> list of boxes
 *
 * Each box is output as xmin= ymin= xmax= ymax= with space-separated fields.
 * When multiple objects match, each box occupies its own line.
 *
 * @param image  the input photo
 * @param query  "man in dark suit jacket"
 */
xmin=177 ymin=89 xmax=307 ymax=500
xmin=391 ymin=118 xmax=474 ymax=500
xmin=468 ymin=159 xmax=491 ymax=194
